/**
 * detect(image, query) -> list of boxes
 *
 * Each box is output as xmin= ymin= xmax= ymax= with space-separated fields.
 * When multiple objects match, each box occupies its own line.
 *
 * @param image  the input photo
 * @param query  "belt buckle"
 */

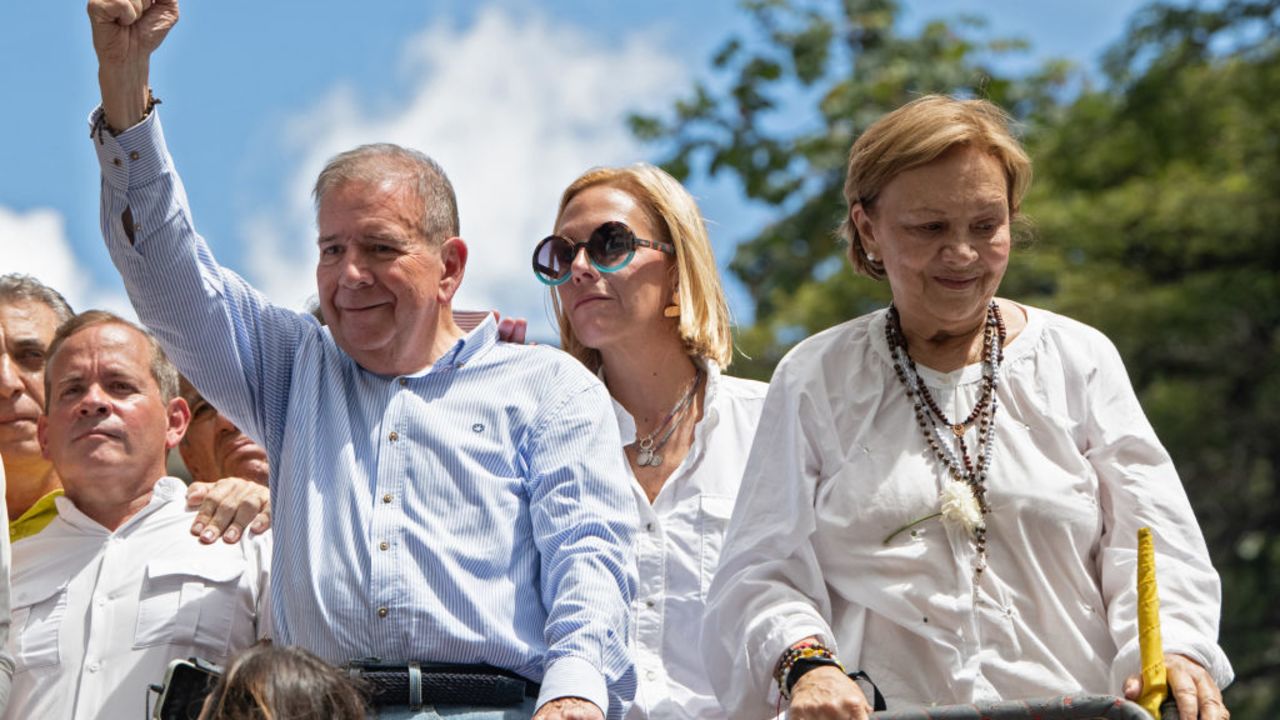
xmin=347 ymin=657 xmax=427 ymax=710
xmin=408 ymin=661 xmax=424 ymax=709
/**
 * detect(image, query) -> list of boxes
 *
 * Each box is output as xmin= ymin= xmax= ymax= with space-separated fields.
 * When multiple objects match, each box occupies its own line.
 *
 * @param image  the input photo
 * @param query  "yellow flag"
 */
xmin=1137 ymin=527 xmax=1168 ymax=717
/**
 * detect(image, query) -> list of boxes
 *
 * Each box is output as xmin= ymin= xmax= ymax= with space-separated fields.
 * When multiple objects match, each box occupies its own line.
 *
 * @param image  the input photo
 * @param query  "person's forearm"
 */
xmin=99 ymin=61 xmax=150 ymax=133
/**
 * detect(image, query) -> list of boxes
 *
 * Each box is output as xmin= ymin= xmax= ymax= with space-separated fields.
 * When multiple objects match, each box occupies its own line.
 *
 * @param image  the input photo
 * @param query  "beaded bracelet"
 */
xmin=774 ymin=642 xmax=845 ymax=700
xmin=94 ymin=89 xmax=162 ymax=142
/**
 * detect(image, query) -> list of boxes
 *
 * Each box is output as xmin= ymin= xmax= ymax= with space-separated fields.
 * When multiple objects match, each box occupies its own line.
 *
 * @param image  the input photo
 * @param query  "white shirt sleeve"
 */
xmin=701 ymin=349 xmax=841 ymax=718
xmin=0 ymin=461 xmax=14 ymax=715
xmin=1082 ymin=332 xmax=1234 ymax=691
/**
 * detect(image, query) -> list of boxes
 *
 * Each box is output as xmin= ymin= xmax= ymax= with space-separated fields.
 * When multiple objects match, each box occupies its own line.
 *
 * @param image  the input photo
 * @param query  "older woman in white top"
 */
xmin=534 ymin=165 xmax=766 ymax=719
xmin=703 ymin=96 xmax=1232 ymax=720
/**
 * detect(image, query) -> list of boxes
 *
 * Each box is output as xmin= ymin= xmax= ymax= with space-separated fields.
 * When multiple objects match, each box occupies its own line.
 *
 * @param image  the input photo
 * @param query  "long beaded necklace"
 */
xmin=633 ymin=369 xmax=703 ymax=467
xmin=884 ymin=301 xmax=1006 ymax=580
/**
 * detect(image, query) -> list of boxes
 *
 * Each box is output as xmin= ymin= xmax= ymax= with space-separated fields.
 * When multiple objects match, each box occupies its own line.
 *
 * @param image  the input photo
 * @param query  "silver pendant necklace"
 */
xmin=633 ymin=369 xmax=703 ymax=468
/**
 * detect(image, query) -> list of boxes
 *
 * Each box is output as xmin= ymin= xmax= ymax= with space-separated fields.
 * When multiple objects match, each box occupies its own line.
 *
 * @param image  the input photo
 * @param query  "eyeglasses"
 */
xmin=532 ymin=221 xmax=675 ymax=286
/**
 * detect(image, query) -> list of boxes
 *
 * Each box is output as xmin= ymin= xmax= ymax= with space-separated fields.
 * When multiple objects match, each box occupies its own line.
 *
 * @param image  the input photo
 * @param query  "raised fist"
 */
xmin=88 ymin=0 xmax=179 ymax=65
xmin=88 ymin=0 xmax=179 ymax=131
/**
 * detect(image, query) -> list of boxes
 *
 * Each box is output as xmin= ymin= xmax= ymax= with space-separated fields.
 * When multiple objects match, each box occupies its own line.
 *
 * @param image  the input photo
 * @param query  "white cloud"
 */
xmin=243 ymin=5 xmax=687 ymax=338
xmin=0 ymin=206 xmax=133 ymax=319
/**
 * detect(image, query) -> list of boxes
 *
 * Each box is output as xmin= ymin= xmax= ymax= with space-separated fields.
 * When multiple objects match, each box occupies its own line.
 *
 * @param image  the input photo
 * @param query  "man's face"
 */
xmin=178 ymin=393 xmax=268 ymax=484
xmin=315 ymin=179 xmax=460 ymax=375
xmin=39 ymin=324 xmax=186 ymax=484
xmin=0 ymin=300 xmax=60 ymax=465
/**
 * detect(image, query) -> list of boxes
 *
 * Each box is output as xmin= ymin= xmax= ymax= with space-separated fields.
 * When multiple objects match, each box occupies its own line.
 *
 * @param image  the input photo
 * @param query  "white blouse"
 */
xmin=609 ymin=360 xmax=767 ymax=719
xmin=703 ymin=305 xmax=1232 ymax=718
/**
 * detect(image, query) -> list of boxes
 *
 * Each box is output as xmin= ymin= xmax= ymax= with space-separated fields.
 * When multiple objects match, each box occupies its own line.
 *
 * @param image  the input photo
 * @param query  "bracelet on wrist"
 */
xmin=774 ymin=642 xmax=844 ymax=700
xmin=96 ymin=89 xmax=162 ymax=141
xmin=786 ymin=656 xmax=846 ymax=695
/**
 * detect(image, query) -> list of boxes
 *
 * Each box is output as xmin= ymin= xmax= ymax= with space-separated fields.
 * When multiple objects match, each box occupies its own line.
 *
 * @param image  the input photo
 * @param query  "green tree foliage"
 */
xmin=635 ymin=0 xmax=1280 ymax=714
xmin=631 ymin=0 xmax=1075 ymax=377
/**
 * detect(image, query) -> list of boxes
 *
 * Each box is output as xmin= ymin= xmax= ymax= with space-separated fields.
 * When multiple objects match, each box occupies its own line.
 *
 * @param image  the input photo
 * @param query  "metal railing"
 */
xmin=868 ymin=694 xmax=1162 ymax=719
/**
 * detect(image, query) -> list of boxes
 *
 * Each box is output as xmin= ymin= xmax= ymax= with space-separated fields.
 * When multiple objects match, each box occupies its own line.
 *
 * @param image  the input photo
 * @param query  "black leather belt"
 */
xmin=346 ymin=662 xmax=540 ymax=708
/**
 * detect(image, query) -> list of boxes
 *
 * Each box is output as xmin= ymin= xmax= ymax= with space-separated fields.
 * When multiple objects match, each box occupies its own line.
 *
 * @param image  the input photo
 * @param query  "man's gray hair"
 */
xmin=312 ymin=144 xmax=460 ymax=245
xmin=0 ymin=273 xmax=74 ymax=323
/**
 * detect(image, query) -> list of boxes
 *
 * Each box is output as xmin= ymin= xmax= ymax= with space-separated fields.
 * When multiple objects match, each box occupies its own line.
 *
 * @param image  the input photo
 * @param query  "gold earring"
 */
xmin=663 ymin=291 xmax=680 ymax=318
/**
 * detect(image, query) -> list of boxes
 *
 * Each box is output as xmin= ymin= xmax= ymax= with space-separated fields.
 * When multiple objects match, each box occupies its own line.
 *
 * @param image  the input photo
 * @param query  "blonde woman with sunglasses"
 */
xmin=534 ymin=166 xmax=766 ymax=720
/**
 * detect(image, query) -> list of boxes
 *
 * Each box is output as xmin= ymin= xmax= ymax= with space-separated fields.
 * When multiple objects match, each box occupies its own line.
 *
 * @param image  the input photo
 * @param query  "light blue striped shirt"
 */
xmin=91 ymin=108 xmax=638 ymax=717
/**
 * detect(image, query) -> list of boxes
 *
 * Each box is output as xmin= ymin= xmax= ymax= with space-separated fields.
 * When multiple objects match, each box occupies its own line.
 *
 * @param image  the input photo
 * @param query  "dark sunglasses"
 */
xmin=532 ymin=221 xmax=675 ymax=286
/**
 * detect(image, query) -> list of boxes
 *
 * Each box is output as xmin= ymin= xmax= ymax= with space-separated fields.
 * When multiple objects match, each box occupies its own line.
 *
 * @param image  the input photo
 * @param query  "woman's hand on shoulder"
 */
xmin=1124 ymin=653 xmax=1229 ymax=720
xmin=787 ymin=666 xmax=873 ymax=720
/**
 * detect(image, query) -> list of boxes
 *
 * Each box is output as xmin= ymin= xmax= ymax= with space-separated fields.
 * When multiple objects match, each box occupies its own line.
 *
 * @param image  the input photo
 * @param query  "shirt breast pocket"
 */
xmin=698 ymin=493 xmax=736 ymax=600
xmin=10 ymin=578 xmax=69 ymax=672
xmin=134 ymin=555 xmax=246 ymax=659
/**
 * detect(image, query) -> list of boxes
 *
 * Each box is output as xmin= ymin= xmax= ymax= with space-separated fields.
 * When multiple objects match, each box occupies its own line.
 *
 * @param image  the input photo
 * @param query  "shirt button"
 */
xmin=95 ymin=596 xmax=106 ymax=607
xmin=129 ymin=151 xmax=140 ymax=160
xmin=87 ymin=661 xmax=101 ymax=672
xmin=382 ymin=493 xmax=393 ymax=504
xmin=377 ymin=607 xmax=389 ymax=618
xmin=388 ymin=431 xmax=399 ymax=442
xmin=398 ymin=378 xmax=407 ymax=386
xmin=645 ymin=599 xmax=656 ymax=608
xmin=645 ymin=522 xmax=654 ymax=532
xmin=112 ymin=157 xmax=121 ymax=166
xmin=379 ymin=541 xmax=390 ymax=551
xmin=645 ymin=670 xmax=657 ymax=681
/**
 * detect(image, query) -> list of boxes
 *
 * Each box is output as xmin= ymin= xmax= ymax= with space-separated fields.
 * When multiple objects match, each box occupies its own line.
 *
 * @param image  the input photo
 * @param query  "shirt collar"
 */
xmin=405 ymin=313 xmax=498 ymax=378
xmin=10 ymin=489 xmax=65 ymax=543
xmin=14 ymin=488 xmax=64 ymax=525
xmin=54 ymin=476 xmax=186 ymax=535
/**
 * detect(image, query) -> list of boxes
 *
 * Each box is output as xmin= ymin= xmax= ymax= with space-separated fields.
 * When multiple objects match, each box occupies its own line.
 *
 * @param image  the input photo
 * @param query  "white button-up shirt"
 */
xmin=613 ymin=361 xmax=767 ymax=720
xmin=0 ymin=461 xmax=12 ymax=714
xmin=4 ymin=477 xmax=271 ymax=720
xmin=704 ymin=305 xmax=1233 ymax=717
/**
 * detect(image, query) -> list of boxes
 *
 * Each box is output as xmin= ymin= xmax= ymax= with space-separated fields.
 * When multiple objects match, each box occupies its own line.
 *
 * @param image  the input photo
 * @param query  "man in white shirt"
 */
xmin=4 ymin=310 xmax=270 ymax=720
xmin=0 ymin=273 xmax=270 ymax=544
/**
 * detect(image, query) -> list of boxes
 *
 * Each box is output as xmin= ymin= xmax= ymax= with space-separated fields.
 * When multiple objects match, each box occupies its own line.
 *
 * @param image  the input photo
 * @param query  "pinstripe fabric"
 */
xmin=90 ymin=109 xmax=638 ymax=718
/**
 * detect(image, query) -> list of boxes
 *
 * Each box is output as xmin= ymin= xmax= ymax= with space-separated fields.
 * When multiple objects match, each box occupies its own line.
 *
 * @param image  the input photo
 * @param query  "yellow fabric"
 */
xmin=10 ymin=489 xmax=64 ymax=543
xmin=1137 ymin=527 xmax=1168 ymax=718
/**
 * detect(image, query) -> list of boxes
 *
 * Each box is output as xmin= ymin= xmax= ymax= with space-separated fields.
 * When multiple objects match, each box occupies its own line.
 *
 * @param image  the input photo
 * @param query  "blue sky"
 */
xmin=2 ymin=0 xmax=1154 ymax=339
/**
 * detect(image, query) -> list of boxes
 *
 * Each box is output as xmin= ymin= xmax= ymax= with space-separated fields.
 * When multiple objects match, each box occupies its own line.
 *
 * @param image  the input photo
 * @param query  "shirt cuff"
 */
xmin=762 ymin=622 xmax=836 ymax=706
xmin=1109 ymin=623 xmax=1235 ymax=693
xmin=536 ymin=655 xmax=609 ymax=717
xmin=88 ymin=105 xmax=172 ymax=192
xmin=1163 ymin=619 xmax=1235 ymax=689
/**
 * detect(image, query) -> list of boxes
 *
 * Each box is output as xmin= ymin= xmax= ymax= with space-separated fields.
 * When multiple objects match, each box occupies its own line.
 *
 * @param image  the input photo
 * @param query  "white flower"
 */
xmin=939 ymin=480 xmax=984 ymax=536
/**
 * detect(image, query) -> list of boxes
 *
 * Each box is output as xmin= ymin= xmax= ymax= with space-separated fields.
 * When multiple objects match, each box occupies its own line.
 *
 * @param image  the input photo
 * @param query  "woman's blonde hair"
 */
xmin=839 ymin=94 xmax=1033 ymax=279
xmin=550 ymin=164 xmax=734 ymax=372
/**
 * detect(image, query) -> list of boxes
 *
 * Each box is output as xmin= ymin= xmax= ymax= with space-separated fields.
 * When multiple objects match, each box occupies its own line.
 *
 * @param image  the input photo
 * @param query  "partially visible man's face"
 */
xmin=315 ymin=178 xmax=454 ymax=375
xmin=0 ymin=300 xmax=60 ymax=464
xmin=39 ymin=324 xmax=185 ymax=482
xmin=179 ymin=392 xmax=268 ymax=484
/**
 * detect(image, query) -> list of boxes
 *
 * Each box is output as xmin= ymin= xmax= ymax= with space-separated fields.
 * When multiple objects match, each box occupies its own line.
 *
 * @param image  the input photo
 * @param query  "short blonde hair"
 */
xmin=839 ymin=94 xmax=1033 ymax=279
xmin=550 ymin=164 xmax=734 ymax=372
